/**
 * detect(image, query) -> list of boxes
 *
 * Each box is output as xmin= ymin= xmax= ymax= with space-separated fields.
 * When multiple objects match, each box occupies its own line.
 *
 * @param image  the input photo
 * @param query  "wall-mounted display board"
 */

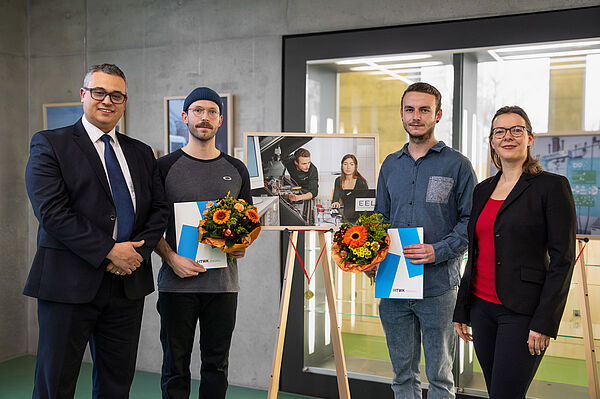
xmin=43 ymin=102 xmax=124 ymax=132
xmin=533 ymin=131 xmax=600 ymax=237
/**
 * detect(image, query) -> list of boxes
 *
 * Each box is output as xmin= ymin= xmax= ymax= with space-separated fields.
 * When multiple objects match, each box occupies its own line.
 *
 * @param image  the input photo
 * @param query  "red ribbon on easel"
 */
xmin=287 ymin=231 xmax=327 ymax=285
xmin=575 ymin=237 xmax=589 ymax=265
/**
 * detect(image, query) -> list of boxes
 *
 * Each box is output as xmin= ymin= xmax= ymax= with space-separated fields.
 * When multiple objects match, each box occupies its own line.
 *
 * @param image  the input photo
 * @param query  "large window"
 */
xmin=282 ymin=7 xmax=600 ymax=399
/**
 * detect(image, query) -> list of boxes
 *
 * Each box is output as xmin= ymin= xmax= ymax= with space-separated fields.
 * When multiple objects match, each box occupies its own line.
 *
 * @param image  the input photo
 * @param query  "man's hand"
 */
xmin=106 ymin=240 xmax=145 ymax=274
xmin=287 ymin=192 xmax=312 ymax=202
xmin=403 ymin=243 xmax=435 ymax=264
xmin=527 ymin=330 xmax=550 ymax=355
xmin=454 ymin=322 xmax=473 ymax=342
xmin=166 ymin=252 xmax=206 ymax=278
xmin=105 ymin=261 xmax=129 ymax=276
xmin=363 ymin=265 xmax=377 ymax=279
xmin=228 ymin=248 xmax=246 ymax=259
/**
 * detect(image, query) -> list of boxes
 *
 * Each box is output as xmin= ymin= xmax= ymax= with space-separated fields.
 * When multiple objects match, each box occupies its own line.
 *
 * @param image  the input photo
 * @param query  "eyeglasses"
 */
xmin=83 ymin=87 xmax=127 ymax=104
xmin=188 ymin=106 xmax=220 ymax=119
xmin=491 ymin=125 xmax=529 ymax=139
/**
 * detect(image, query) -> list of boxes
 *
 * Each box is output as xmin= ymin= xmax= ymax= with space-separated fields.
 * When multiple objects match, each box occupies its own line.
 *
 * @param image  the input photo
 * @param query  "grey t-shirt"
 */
xmin=157 ymin=150 xmax=252 ymax=293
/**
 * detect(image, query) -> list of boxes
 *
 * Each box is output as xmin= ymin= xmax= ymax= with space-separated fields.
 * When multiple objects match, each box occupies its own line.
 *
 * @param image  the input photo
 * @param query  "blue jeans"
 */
xmin=379 ymin=288 xmax=457 ymax=399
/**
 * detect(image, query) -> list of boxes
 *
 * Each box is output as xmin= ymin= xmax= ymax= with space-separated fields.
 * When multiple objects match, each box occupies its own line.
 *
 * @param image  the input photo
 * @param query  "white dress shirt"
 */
xmin=82 ymin=116 xmax=137 ymax=239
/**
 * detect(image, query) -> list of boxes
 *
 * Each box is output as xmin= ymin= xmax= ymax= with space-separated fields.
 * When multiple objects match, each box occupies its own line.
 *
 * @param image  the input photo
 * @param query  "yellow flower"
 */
xmin=351 ymin=246 xmax=372 ymax=258
xmin=234 ymin=203 xmax=245 ymax=212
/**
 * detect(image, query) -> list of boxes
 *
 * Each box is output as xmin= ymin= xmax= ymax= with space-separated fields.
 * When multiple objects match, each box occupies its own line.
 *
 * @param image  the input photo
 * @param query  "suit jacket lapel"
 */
xmin=72 ymin=120 xmax=113 ymax=200
xmin=118 ymin=133 xmax=141 ymax=223
xmin=472 ymin=174 xmax=500 ymax=222
xmin=497 ymin=173 xmax=533 ymax=217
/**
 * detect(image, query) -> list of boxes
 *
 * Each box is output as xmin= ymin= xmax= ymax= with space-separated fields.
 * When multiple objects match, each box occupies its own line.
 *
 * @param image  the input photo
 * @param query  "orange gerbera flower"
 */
xmin=343 ymin=225 xmax=368 ymax=248
xmin=245 ymin=208 xmax=260 ymax=223
xmin=213 ymin=209 xmax=230 ymax=224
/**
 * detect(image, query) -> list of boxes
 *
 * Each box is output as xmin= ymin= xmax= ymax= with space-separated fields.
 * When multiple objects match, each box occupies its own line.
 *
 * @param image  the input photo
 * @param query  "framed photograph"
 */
xmin=43 ymin=102 xmax=125 ymax=132
xmin=244 ymin=132 xmax=379 ymax=230
xmin=164 ymin=94 xmax=233 ymax=155
xmin=532 ymin=131 xmax=600 ymax=237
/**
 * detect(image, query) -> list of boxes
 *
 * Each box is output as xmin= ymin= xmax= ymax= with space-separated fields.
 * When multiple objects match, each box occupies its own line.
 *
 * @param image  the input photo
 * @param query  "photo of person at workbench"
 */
xmin=283 ymin=148 xmax=319 ymax=202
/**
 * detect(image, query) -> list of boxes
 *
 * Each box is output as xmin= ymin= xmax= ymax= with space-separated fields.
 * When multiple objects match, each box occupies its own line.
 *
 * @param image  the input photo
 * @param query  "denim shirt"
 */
xmin=375 ymin=141 xmax=476 ymax=297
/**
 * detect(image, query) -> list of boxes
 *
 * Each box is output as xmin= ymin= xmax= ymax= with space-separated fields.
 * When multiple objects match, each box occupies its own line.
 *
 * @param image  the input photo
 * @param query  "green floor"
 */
xmin=342 ymin=332 xmax=600 ymax=387
xmin=0 ymin=356 xmax=316 ymax=399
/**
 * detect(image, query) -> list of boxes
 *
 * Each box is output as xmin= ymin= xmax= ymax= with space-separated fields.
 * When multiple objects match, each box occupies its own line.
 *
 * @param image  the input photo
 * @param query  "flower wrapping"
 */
xmin=199 ymin=225 xmax=262 ymax=253
xmin=197 ymin=193 xmax=261 ymax=253
xmin=331 ymin=214 xmax=390 ymax=273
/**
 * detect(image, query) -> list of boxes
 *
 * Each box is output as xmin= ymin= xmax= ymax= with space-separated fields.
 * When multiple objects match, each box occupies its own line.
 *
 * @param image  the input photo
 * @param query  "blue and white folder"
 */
xmin=375 ymin=227 xmax=424 ymax=299
xmin=174 ymin=201 xmax=227 ymax=269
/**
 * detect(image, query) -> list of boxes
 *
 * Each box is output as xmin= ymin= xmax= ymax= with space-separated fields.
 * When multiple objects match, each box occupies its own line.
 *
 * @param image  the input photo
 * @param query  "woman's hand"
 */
xmin=454 ymin=322 xmax=473 ymax=342
xmin=331 ymin=201 xmax=340 ymax=209
xmin=527 ymin=330 xmax=550 ymax=355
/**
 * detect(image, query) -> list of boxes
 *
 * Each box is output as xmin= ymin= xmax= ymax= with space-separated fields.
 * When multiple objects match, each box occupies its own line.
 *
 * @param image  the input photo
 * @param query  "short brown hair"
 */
xmin=489 ymin=106 xmax=543 ymax=175
xmin=401 ymin=82 xmax=442 ymax=113
xmin=294 ymin=148 xmax=310 ymax=160
xmin=83 ymin=64 xmax=127 ymax=87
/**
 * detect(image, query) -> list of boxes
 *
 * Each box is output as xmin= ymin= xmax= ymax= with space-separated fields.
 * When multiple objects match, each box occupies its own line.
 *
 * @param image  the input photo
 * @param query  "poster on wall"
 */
xmin=43 ymin=102 xmax=125 ymax=132
xmin=164 ymin=94 xmax=233 ymax=155
xmin=533 ymin=132 xmax=600 ymax=236
xmin=244 ymin=132 xmax=379 ymax=230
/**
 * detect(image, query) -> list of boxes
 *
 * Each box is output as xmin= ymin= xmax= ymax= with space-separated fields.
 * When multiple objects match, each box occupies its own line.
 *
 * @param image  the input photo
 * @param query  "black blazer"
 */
xmin=24 ymin=119 xmax=169 ymax=303
xmin=453 ymin=171 xmax=576 ymax=338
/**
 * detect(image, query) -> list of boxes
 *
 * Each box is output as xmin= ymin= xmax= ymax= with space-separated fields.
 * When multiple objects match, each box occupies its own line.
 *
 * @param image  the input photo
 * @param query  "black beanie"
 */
xmin=183 ymin=87 xmax=222 ymax=114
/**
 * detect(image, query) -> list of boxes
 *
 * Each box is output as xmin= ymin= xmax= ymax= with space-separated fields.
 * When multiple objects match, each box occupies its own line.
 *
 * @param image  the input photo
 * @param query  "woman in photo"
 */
xmin=453 ymin=106 xmax=576 ymax=398
xmin=331 ymin=154 xmax=368 ymax=208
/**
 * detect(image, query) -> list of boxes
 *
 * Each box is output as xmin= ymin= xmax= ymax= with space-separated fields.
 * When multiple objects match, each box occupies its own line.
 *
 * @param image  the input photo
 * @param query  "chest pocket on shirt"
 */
xmin=426 ymin=176 xmax=454 ymax=204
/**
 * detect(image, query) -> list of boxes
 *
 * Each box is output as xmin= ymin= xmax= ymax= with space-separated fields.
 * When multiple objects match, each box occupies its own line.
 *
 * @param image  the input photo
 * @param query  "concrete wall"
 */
xmin=1 ymin=0 xmax=597 ymax=390
xmin=0 ymin=0 xmax=30 ymax=362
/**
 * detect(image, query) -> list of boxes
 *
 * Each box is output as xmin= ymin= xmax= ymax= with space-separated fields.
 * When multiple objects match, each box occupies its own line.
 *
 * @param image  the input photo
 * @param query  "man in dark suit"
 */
xmin=25 ymin=63 xmax=169 ymax=398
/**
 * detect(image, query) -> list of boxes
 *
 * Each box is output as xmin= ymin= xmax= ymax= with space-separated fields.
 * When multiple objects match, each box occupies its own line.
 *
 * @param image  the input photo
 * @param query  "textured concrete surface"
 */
xmin=1 ymin=0 xmax=598 ymax=389
xmin=0 ymin=0 xmax=29 ymax=362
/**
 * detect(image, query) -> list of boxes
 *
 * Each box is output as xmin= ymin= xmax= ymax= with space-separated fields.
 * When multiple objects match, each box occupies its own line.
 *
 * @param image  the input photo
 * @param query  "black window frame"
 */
xmin=280 ymin=6 xmax=600 ymax=399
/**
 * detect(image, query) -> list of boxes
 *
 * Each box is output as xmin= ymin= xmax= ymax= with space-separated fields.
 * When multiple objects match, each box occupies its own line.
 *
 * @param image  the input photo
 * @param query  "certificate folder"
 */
xmin=375 ymin=227 xmax=424 ymax=299
xmin=174 ymin=201 xmax=227 ymax=269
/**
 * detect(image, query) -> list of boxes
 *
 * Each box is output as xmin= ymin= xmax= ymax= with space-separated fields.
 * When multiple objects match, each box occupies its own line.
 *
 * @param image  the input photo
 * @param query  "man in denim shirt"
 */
xmin=374 ymin=82 xmax=476 ymax=399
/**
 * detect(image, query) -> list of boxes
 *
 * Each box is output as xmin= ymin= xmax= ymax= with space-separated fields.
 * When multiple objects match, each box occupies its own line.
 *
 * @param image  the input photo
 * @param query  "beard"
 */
xmin=188 ymin=121 xmax=217 ymax=142
xmin=403 ymin=121 xmax=435 ymax=143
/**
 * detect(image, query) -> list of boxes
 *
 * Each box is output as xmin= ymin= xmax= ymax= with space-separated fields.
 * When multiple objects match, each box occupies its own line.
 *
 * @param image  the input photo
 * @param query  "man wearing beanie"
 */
xmin=154 ymin=87 xmax=252 ymax=399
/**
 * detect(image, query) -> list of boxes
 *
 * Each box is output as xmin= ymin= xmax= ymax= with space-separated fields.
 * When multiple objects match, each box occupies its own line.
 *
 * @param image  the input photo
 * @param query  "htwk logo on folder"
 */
xmin=375 ymin=228 xmax=424 ymax=299
xmin=174 ymin=201 xmax=227 ymax=269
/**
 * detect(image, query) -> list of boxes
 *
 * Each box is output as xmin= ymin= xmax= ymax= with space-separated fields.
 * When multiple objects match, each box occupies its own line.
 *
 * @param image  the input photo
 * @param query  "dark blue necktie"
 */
xmin=101 ymin=134 xmax=135 ymax=242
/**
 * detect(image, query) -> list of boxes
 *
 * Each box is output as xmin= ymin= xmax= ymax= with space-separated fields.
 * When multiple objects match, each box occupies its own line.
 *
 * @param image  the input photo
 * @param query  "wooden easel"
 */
xmin=575 ymin=238 xmax=600 ymax=399
xmin=267 ymin=230 xmax=351 ymax=399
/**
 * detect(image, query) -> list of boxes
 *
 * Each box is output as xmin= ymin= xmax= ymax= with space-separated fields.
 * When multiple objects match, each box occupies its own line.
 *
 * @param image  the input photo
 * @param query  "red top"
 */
xmin=472 ymin=198 xmax=503 ymax=304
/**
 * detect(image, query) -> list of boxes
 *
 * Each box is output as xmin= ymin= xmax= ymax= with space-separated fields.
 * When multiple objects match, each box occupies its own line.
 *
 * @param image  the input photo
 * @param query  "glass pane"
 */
xmin=304 ymin=52 xmax=455 ymax=386
xmin=303 ymin=38 xmax=600 ymax=397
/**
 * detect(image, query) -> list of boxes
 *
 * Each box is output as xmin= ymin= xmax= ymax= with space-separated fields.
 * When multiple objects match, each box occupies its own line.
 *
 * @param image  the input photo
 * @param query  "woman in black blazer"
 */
xmin=453 ymin=106 xmax=576 ymax=398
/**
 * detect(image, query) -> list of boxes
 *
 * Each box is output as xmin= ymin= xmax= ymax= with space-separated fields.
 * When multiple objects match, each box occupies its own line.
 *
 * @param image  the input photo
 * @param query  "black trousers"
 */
xmin=157 ymin=292 xmax=238 ymax=399
xmin=470 ymin=296 xmax=545 ymax=399
xmin=33 ymin=274 xmax=144 ymax=399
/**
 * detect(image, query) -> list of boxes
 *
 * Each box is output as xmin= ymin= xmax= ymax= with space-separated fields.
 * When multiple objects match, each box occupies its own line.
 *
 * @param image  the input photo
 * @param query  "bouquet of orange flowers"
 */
xmin=198 ymin=193 xmax=261 ymax=253
xmin=332 ymin=214 xmax=390 ymax=273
